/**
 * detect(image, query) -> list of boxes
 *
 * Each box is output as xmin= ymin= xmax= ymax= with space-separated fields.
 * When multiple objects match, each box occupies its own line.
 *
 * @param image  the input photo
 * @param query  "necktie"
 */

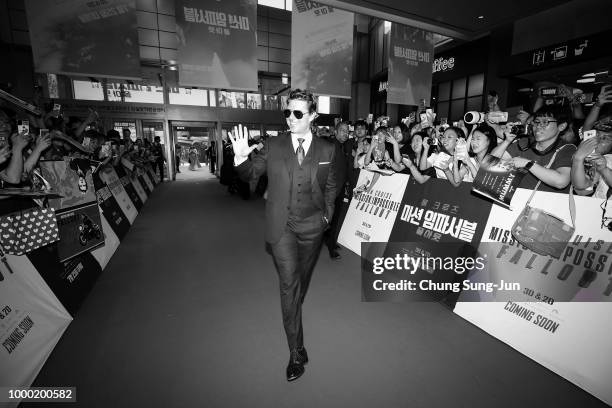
xmin=296 ymin=138 xmax=305 ymax=166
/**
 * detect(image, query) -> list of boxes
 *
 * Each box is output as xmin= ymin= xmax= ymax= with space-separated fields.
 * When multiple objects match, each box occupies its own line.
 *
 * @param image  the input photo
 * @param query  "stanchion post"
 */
xmin=160 ymin=66 xmax=175 ymax=181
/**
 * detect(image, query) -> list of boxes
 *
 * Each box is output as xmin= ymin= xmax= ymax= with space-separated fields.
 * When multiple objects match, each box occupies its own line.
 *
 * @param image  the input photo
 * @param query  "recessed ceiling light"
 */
xmin=477 ymin=15 xmax=484 ymax=19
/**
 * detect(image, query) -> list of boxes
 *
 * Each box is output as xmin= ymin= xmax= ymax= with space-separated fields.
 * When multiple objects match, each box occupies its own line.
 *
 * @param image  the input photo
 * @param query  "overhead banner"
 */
xmin=175 ymin=0 xmax=258 ymax=90
xmin=454 ymin=189 xmax=612 ymax=406
xmin=0 ymin=254 xmax=72 ymax=408
xmin=291 ymin=0 xmax=354 ymax=98
xmin=24 ymin=0 xmax=141 ymax=79
xmin=338 ymin=171 xmax=408 ymax=258
xmin=387 ymin=24 xmax=434 ymax=105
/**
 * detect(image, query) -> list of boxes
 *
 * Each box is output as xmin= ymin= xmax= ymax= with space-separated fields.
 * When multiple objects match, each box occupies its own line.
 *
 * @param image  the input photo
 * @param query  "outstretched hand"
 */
xmin=228 ymin=124 xmax=257 ymax=160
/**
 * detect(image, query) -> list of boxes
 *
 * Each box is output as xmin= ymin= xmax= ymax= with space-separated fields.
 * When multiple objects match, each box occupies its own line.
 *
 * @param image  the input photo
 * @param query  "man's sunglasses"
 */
xmin=283 ymin=109 xmax=308 ymax=119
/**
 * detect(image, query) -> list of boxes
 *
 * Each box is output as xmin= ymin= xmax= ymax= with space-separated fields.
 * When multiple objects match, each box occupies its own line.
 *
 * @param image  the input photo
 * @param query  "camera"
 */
xmin=506 ymin=122 xmax=533 ymax=139
xmin=463 ymin=111 xmax=508 ymax=125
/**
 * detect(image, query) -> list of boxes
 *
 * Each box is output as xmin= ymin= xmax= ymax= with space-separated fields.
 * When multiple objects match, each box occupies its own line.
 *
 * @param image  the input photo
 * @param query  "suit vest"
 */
xmin=289 ymin=145 xmax=318 ymax=218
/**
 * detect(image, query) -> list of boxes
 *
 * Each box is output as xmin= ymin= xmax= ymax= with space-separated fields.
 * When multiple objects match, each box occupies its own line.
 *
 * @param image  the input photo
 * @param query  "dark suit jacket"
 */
xmin=235 ymin=133 xmax=337 ymax=244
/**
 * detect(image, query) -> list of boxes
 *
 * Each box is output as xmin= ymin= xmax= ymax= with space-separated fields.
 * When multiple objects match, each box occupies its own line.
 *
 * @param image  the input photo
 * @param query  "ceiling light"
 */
xmin=384 ymin=21 xmax=392 ymax=34
xmin=577 ymin=78 xmax=595 ymax=83
xmin=477 ymin=15 xmax=484 ymax=19
xmin=582 ymin=73 xmax=595 ymax=77
xmin=517 ymin=87 xmax=533 ymax=93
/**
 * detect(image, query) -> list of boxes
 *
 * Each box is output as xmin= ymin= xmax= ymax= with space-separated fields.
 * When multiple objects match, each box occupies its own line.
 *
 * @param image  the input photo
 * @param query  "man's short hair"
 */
xmin=107 ymin=129 xmax=121 ymax=140
xmin=336 ymin=121 xmax=349 ymax=130
xmin=122 ymin=128 xmax=131 ymax=134
xmin=288 ymin=89 xmax=317 ymax=113
xmin=354 ymin=119 xmax=367 ymax=129
xmin=534 ymin=105 xmax=571 ymax=127
xmin=154 ymin=136 xmax=161 ymax=142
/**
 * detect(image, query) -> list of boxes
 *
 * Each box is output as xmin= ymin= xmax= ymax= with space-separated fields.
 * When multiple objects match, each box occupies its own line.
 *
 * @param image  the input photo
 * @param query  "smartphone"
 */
xmin=367 ymin=113 xmax=373 ymax=124
xmin=82 ymin=137 xmax=92 ymax=148
xmin=100 ymin=142 xmax=112 ymax=158
xmin=17 ymin=120 xmax=29 ymax=135
xmin=582 ymin=130 xmax=597 ymax=141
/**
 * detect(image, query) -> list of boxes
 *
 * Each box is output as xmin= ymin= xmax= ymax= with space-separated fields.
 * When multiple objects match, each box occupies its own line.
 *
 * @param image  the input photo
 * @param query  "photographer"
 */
xmin=398 ymin=131 xmax=435 ymax=184
xmin=572 ymin=111 xmax=612 ymax=198
xmin=351 ymin=119 xmax=371 ymax=170
xmin=491 ymin=106 xmax=576 ymax=193
xmin=363 ymin=127 xmax=403 ymax=172
xmin=420 ymin=126 xmax=466 ymax=184
xmin=451 ymin=124 xmax=498 ymax=185
xmin=0 ymin=108 xmax=30 ymax=185
xmin=583 ymin=85 xmax=612 ymax=132
xmin=23 ymin=130 xmax=51 ymax=176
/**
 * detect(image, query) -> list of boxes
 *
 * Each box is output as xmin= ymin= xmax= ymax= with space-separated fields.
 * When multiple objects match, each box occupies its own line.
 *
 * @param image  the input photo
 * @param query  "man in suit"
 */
xmin=230 ymin=89 xmax=337 ymax=382
xmin=326 ymin=121 xmax=352 ymax=260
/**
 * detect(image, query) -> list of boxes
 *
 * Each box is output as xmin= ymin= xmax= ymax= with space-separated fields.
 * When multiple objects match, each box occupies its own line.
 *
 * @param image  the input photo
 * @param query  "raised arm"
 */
xmin=230 ymin=124 xmax=266 ymax=182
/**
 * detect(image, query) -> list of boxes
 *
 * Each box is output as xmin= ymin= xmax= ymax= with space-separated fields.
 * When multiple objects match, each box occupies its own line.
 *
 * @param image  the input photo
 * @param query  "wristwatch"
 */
xmin=525 ymin=160 xmax=535 ymax=170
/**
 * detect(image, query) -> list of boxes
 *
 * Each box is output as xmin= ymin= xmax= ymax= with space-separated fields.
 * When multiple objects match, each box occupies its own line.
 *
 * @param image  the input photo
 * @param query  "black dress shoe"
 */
xmin=297 ymin=346 xmax=308 ymax=365
xmin=329 ymin=250 xmax=341 ymax=260
xmin=286 ymin=350 xmax=305 ymax=381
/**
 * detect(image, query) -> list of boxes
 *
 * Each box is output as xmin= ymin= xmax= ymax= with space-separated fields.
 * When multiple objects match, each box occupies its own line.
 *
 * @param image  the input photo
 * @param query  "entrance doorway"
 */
xmin=171 ymin=121 xmax=218 ymax=177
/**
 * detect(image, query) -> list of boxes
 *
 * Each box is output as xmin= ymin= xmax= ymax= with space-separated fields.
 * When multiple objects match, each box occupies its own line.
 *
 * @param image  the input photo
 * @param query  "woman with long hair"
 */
xmin=452 ymin=123 xmax=498 ymax=185
xmin=398 ymin=131 xmax=436 ymax=183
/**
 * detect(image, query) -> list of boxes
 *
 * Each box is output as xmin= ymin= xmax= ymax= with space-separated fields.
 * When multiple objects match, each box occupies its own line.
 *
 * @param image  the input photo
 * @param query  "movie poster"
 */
xmin=40 ymin=159 xmax=105 ymax=263
xmin=387 ymin=24 xmax=434 ymax=105
xmin=175 ymin=0 xmax=258 ymax=90
xmin=93 ymin=171 xmax=130 ymax=240
xmin=471 ymin=155 xmax=528 ymax=209
xmin=0 ymin=254 xmax=72 ymax=402
xmin=291 ymin=0 xmax=354 ymax=98
xmin=40 ymin=158 xmax=96 ymax=211
xmin=454 ymin=189 xmax=612 ymax=406
xmin=114 ymin=165 xmax=143 ymax=211
xmin=338 ymin=171 xmax=408 ymax=258
xmin=24 ymin=0 xmax=141 ymax=79
xmin=98 ymin=166 xmax=137 ymax=225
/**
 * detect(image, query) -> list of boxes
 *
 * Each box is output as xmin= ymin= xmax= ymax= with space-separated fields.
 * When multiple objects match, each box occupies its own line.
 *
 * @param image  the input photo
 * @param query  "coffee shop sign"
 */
xmin=432 ymin=57 xmax=455 ymax=73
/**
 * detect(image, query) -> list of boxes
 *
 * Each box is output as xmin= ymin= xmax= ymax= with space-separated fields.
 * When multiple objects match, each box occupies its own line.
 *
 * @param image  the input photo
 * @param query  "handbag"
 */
xmin=0 ymin=206 xmax=60 ymax=256
xmin=511 ymin=146 xmax=576 ymax=259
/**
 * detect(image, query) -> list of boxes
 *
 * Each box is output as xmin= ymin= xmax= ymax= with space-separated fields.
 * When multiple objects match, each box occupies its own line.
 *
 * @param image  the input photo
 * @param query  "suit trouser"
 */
xmin=154 ymin=160 xmax=164 ymax=180
xmin=270 ymin=213 xmax=325 ymax=351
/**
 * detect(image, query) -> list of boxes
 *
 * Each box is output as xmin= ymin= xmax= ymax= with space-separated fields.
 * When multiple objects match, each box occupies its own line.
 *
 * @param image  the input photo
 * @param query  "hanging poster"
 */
xmin=24 ymin=0 xmax=141 ymax=79
xmin=387 ymin=24 xmax=434 ymax=105
xmin=291 ymin=0 xmax=354 ymax=98
xmin=175 ymin=0 xmax=258 ymax=90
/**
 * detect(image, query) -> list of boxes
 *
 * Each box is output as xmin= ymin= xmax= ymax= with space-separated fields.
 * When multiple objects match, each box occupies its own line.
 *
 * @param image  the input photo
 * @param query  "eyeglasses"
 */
xmin=283 ymin=109 xmax=307 ymax=119
xmin=532 ymin=119 xmax=557 ymax=128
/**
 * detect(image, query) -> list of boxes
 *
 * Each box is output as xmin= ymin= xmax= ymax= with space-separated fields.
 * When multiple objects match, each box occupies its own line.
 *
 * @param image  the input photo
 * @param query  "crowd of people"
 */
xmin=221 ymin=83 xmax=612 ymax=258
xmin=0 ymin=100 xmax=168 ymax=194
